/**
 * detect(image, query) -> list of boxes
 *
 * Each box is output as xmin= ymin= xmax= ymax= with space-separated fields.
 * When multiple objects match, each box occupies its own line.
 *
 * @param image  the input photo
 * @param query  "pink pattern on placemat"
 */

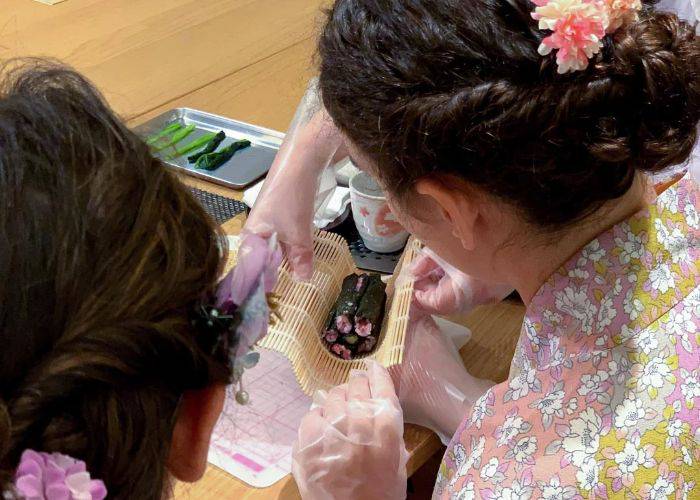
xmin=232 ymin=453 xmax=264 ymax=473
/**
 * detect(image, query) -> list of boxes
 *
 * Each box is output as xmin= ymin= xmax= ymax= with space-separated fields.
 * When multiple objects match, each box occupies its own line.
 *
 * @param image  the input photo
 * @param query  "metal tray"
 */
xmin=134 ymin=108 xmax=284 ymax=189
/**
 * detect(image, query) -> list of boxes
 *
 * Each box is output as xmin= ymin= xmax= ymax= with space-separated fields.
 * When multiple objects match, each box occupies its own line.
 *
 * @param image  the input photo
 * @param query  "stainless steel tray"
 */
xmin=134 ymin=108 xmax=284 ymax=189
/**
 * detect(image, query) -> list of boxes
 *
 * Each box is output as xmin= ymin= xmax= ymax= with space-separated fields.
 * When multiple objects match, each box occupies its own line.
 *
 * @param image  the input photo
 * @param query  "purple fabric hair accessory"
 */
xmin=219 ymin=232 xmax=282 ymax=358
xmin=213 ymin=232 xmax=282 ymax=405
xmin=14 ymin=450 xmax=107 ymax=500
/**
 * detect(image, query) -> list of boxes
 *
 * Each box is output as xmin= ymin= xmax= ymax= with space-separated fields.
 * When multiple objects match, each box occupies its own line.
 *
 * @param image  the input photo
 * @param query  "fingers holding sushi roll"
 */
xmin=411 ymin=247 xmax=512 ymax=316
xmin=292 ymin=363 xmax=408 ymax=500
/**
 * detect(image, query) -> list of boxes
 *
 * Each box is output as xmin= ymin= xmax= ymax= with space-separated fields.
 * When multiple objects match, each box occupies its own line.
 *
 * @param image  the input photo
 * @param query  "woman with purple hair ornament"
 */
xmin=0 ymin=60 xmax=282 ymax=499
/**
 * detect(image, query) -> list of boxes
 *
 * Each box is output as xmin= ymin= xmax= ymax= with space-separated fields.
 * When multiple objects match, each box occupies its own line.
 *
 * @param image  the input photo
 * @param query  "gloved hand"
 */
xmin=220 ymin=232 xmax=282 ymax=357
xmin=292 ymin=361 xmax=408 ymax=500
xmin=411 ymin=247 xmax=513 ymax=316
xmin=391 ymin=312 xmax=494 ymax=445
xmin=244 ymin=79 xmax=345 ymax=281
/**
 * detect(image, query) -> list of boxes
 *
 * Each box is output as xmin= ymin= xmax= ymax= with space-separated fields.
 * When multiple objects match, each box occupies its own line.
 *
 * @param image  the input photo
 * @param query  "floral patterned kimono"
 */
xmin=435 ymin=175 xmax=699 ymax=500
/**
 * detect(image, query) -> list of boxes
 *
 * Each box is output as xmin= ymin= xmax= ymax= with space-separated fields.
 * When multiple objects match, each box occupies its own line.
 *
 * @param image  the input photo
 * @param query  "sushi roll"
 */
xmin=354 ymin=274 xmax=386 ymax=339
xmin=322 ymin=273 xmax=387 ymax=360
xmin=334 ymin=274 xmax=369 ymax=334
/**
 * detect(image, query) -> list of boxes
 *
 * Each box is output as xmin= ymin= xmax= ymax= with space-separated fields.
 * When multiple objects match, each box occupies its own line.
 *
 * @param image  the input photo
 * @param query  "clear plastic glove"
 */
xmin=292 ymin=361 xmax=408 ymax=500
xmin=412 ymin=247 xmax=513 ymax=316
xmin=220 ymin=232 xmax=282 ymax=357
xmin=391 ymin=311 xmax=494 ymax=445
xmin=244 ymin=79 xmax=345 ymax=280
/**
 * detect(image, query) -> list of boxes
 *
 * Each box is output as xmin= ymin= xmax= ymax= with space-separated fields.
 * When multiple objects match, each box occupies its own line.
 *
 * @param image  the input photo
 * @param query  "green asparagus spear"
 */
xmin=153 ymin=124 xmax=196 ymax=152
xmin=188 ymin=131 xmax=226 ymax=163
xmin=166 ymin=132 xmax=218 ymax=160
xmin=194 ymin=139 xmax=251 ymax=171
xmin=146 ymin=122 xmax=182 ymax=145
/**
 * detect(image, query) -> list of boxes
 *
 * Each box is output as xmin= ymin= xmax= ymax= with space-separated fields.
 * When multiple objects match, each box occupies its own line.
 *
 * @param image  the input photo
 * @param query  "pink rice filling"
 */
xmin=335 ymin=315 xmax=353 ymax=334
xmin=357 ymin=336 xmax=377 ymax=353
xmin=355 ymin=318 xmax=372 ymax=337
xmin=331 ymin=343 xmax=352 ymax=360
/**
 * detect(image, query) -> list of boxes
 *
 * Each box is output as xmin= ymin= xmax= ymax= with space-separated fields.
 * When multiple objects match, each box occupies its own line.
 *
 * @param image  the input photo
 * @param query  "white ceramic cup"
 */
xmin=349 ymin=172 xmax=409 ymax=253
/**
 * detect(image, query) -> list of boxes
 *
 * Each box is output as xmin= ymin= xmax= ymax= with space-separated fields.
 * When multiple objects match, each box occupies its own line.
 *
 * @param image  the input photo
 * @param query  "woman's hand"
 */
xmin=292 ymin=361 xmax=408 ymax=500
xmin=411 ymin=247 xmax=513 ymax=316
xmin=390 ymin=313 xmax=494 ymax=445
xmin=384 ymin=249 xmax=500 ymax=444
xmin=244 ymin=80 xmax=345 ymax=281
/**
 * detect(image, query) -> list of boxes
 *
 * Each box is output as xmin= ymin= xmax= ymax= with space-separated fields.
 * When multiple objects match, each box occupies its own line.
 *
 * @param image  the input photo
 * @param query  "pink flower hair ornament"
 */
xmin=14 ymin=450 xmax=107 ymax=500
xmin=532 ymin=0 xmax=642 ymax=73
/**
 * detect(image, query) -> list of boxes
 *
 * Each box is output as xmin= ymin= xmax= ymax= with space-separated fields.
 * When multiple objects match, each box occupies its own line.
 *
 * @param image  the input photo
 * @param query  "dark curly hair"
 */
xmin=318 ymin=0 xmax=700 ymax=226
xmin=0 ymin=60 xmax=231 ymax=499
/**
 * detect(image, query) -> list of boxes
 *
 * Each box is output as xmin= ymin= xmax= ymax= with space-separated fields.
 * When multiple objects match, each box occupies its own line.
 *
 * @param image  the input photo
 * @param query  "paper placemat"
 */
xmin=208 ymin=348 xmax=311 ymax=488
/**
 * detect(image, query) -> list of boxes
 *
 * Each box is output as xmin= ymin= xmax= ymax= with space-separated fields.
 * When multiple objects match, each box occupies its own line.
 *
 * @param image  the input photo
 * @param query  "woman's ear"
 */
xmin=415 ymin=177 xmax=479 ymax=251
xmin=167 ymin=385 xmax=226 ymax=482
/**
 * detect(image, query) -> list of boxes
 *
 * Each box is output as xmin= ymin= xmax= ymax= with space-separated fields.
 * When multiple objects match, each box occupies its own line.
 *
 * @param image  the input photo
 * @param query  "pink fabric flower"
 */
xmin=605 ymin=0 xmax=642 ymax=31
xmin=14 ymin=450 xmax=107 ymax=500
xmin=532 ymin=0 xmax=641 ymax=73
xmin=536 ymin=1 xmax=607 ymax=73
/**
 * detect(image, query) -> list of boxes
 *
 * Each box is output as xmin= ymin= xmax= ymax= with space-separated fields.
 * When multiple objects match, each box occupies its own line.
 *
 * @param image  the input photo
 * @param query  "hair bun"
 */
xmin=318 ymin=0 xmax=700 ymax=227
xmin=0 ymin=399 xmax=11 ymax=491
xmin=609 ymin=10 xmax=700 ymax=172
xmin=0 ymin=399 xmax=9 ymax=454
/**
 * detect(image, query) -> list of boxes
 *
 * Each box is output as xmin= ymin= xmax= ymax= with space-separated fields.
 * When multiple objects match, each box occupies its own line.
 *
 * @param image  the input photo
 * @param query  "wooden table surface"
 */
xmin=1 ymin=1 xmax=526 ymax=498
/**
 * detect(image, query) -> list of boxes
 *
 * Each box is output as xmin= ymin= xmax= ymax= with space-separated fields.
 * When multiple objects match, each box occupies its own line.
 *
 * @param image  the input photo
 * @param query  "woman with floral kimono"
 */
xmin=263 ymin=0 xmax=700 ymax=498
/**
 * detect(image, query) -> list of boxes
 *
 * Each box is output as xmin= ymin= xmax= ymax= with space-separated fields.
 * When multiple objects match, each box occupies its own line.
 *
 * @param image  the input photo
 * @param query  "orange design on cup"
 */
xmin=374 ymin=204 xmax=405 ymax=237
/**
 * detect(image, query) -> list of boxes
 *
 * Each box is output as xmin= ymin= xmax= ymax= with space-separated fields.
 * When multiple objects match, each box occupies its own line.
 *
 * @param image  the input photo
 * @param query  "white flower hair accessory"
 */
xmin=532 ymin=0 xmax=643 ymax=73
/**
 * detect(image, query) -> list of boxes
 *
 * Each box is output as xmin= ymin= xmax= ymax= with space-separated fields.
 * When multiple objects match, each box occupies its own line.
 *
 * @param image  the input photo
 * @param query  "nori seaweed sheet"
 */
xmin=334 ymin=274 xmax=368 ymax=318
xmin=322 ymin=273 xmax=387 ymax=359
xmin=355 ymin=274 xmax=386 ymax=335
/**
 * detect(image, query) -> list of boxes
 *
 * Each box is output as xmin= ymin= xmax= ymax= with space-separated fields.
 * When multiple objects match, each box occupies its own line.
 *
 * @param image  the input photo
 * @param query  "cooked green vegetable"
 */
xmin=194 ymin=139 xmax=251 ymax=171
xmin=146 ymin=122 xmax=182 ymax=145
xmin=153 ymin=124 xmax=196 ymax=152
xmin=188 ymin=131 xmax=226 ymax=163
xmin=167 ymin=132 xmax=218 ymax=159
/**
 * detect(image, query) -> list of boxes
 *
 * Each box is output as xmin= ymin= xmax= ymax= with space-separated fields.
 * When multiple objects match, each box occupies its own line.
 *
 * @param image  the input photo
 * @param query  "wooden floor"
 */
xmin=0 ymin=2 xmax=526 ymax=498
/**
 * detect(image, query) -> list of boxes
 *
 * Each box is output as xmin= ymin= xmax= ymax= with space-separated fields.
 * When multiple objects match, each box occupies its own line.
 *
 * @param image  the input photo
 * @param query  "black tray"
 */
xmin=329 ymin=215 xmax=404 ymax=275
xmin=189 ymin=187 xmax=247 ymax=225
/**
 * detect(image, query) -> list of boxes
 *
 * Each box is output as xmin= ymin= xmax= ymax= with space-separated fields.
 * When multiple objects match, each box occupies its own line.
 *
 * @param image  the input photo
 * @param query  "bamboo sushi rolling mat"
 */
xmin=1 ymin=1 xmax=526 ymax=497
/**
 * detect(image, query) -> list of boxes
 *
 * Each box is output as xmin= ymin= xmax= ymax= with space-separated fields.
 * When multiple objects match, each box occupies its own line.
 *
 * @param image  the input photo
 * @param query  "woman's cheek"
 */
xmin=385 ymin=196 xmax=418 ymax=233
